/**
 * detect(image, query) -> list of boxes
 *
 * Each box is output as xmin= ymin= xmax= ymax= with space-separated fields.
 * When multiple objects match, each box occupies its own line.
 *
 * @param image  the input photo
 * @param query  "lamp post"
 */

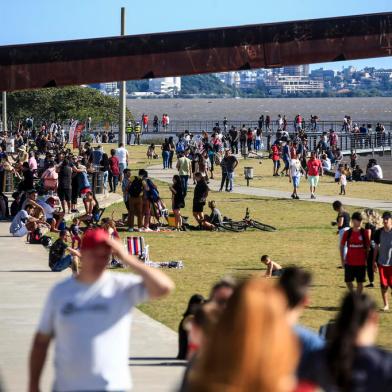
xmin=118 ymin=7 xmax=126 ymax=146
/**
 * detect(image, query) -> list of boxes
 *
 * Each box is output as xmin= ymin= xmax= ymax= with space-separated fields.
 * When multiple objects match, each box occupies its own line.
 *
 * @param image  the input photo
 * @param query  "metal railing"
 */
xmin=89 ymin=119 xmax=392 ymax=134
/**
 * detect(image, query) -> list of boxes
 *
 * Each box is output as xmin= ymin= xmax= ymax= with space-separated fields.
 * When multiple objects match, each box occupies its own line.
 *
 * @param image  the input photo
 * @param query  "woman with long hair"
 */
xmin=362 ymin=209 xmax=383 ymax=288
xmin=170 ymin=175 xmax=185 ymax=230
xmin=300 ymin=293 xmax=392 ymax=392
xmin=177 ymin=294 xmax=205 ymax=360
xmin=187 ymin=278 xmax=299 ymax=392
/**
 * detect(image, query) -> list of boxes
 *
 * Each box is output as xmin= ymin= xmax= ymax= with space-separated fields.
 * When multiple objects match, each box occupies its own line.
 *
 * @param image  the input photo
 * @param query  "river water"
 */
xmin=127 ymin=97 xmax=392 ymax=122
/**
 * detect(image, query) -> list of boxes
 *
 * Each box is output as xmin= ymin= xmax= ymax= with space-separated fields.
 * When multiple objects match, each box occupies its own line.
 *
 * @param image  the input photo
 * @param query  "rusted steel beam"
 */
xmin=0 ymin=12 xmax=391 ymax=91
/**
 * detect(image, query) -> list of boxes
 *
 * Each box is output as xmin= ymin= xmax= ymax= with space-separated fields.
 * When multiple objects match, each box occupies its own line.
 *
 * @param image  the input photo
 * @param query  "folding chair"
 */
xmin=127 ymin=236 xmax=150 ymax=264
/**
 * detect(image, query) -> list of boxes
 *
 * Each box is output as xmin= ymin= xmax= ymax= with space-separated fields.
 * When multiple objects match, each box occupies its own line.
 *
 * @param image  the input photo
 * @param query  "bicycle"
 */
xmin=219 ymin=208 xmax=277 ymax=232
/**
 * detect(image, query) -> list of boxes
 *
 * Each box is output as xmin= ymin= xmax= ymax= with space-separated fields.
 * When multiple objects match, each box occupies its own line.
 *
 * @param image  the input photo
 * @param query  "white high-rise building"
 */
xmin=149 ymin=77 xmax=181 ymax=94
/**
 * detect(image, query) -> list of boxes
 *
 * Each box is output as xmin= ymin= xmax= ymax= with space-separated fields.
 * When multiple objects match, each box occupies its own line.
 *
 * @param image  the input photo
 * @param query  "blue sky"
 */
xmin=1 ymin=0 xmax=391 ymax=71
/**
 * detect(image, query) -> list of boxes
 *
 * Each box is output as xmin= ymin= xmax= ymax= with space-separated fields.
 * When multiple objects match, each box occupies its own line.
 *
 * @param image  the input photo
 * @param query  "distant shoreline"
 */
xmin=126 ymin=97 xmax=392 ymax=122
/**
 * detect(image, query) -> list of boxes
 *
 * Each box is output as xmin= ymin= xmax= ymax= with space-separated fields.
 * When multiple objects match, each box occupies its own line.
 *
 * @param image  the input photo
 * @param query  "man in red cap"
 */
xmin=28 ymin=228 xmax=174 ymax=392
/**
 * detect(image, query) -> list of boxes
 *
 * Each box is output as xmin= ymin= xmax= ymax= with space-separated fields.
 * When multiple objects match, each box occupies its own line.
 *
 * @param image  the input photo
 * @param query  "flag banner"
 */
xmin=73 ymin=122 xmax=85 ymax=149
xmin=69 ymin=120 xmax=78 ymax=148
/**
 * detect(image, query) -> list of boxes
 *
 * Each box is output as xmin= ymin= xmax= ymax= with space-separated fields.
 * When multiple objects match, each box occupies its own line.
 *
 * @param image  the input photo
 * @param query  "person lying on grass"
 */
xmin=261 ymin=255 xmax=283 ymax=277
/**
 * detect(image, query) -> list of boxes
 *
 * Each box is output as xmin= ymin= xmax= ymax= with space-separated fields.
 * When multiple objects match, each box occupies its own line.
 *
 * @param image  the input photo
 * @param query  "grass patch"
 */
xmin=69 ymin=144 xmax=392 ymax=348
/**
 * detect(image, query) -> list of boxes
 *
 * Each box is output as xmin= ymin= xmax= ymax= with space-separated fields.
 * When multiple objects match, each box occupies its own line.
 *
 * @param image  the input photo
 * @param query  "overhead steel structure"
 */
xmin=0 ymin=12 xmax=391 ymax=92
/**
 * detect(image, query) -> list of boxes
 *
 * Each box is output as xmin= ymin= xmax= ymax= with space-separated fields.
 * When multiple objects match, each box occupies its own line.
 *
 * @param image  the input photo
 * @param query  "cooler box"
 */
xmin=167 ymin=212 xmax=176 ymax=227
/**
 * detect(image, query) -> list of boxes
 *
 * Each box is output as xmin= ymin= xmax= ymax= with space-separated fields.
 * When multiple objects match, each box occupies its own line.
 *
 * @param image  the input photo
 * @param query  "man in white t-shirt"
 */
xmin=9 ymin=204 xmax=46 ymax=237
xmin=28 ymin=228 xmax=174 ymax=392
xmin=116 ymin=143 xmax=129 ymax=181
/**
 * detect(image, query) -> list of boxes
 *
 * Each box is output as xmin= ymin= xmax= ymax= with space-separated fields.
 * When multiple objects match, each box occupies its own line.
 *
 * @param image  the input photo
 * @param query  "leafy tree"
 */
xmin=1 ymin=86 xmax=132 ymax=126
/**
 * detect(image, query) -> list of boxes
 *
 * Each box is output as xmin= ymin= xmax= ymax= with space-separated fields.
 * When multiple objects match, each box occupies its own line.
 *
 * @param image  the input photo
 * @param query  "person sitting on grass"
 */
xmin=78 ymin=191 xmax=100 ymax=225
xmin=146 ymin=144 xmax=158 ymax=160
xmin=261 ymin=254 xmax=283 ymax=277
xmin=352 ymin=164 xmax=364 ymax=181
xmin=48 ymin=229 xmax=80 ymax=273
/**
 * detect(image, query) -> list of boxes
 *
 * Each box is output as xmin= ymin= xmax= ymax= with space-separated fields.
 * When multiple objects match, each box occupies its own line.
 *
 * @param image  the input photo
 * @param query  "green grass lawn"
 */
xmin=101 ymin=185 xmax=392 ymax=349
xmin=76 ymin=144 xmax=392 ymax=348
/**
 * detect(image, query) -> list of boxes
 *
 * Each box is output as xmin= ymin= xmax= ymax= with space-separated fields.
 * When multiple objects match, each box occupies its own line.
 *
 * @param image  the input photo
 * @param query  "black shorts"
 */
xmin=344 ymin=265 xmax=366 ymax=283
xmin=58 ymin=188 xmax=71 ymax=202
xmin=193 ymin=201 xmax=205 ymax=213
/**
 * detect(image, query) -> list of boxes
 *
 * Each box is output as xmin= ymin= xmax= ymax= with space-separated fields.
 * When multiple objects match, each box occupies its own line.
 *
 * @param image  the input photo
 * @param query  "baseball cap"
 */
xmin=81 ymin=228 xmax=109 ymax=251
xmin=382 ymin=211 xmax=392 ymax=220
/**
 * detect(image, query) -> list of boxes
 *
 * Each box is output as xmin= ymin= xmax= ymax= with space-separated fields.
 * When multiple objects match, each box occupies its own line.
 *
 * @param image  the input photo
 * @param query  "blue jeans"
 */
xmin=51 ymin=255 xmax=72 ymax=272
xmin=109 ymin=172 xmax=119 ymax=192
xmin=162 ymin=151 xmax=170 ymax=169
xmin=180 ymin=175 xmax=189 ymax=196
xmin=227 ymin=172 xmax=234 ymax=190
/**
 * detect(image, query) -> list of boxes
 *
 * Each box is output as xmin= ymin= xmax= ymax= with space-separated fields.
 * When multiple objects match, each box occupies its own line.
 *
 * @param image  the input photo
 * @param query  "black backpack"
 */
xmin=128 ymin=177 xmax=143 ymax=198
xmin=41 ymin=235 xmax=53 ymax=248
xmin=28 ymin=228 xmax=43 ymax=244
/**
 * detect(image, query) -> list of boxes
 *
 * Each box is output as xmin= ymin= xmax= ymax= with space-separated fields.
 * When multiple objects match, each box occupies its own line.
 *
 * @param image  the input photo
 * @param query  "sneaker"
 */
xmin=71 ymin=209 xmax=79 ymax=213
xmin=127 ymin=227 xmax=134 ymax=232
xmin=295 ymin=195 xmax=300 ymax=199
xmin=291 ymin=194 xmax=295 ymax=199
xmin=365 ymin=283 xmax=374 ymax=288
xmin=382 ymin=305 xmax=389 ymax=312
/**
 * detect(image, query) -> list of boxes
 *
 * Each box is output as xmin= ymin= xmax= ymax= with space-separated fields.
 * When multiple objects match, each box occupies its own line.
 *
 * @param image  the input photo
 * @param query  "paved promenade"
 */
xmin=147 ymin=164 xmax=392 ymax=210
xmin=0 ymin=192 xmax=184 ymax=391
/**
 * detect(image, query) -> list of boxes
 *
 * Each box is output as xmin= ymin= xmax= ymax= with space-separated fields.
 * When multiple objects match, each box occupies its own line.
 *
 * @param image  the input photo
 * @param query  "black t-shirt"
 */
xmin=22 ymin=170 xmax=34 ymax=191
xmin=299 ymin=346 xmax=392 ymax=392
xmin=173 ymin=182 xmax=185 ymax=206
xmin=193 ymin=180 xmax=209 ymax=203
xmin=337 ymin=211 xmax=350 ymax=229
xmin=58 ymin=165 xmax=72 ymax=189
xmin=49 ymin=239 xmax=68 ymax=269
xmin=10 ymin=200 xmax=20 ymax=217
xmin=223 ymin=155 xmax=238 ymax=173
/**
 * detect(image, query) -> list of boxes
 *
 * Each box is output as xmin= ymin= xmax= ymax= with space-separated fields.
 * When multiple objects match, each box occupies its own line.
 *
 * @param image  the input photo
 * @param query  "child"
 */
xmin=147 ymin=144 xmax=158 ymax=160
xmin=70 ymin=217 xmax=81 ymax=249
xmin=339 ymin=172 xmax=347 ymax=195
xmin=261 ymin=255 xmax=283 ymax=277
xmin=289 ymin=158 xmax=304 ymax=200
xmin=335 ymin=164 xmax=343 ymax=183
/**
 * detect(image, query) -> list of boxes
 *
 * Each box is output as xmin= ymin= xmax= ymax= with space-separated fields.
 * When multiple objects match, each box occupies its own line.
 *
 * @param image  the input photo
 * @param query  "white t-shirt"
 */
xmin=37 ymin=272 xmax=148 ymax=391
xmin=372 ymin=164 xmax=383 ymax=179
xmin=116 ymin=147 xmax=128 ymax=165
xmin=37 ymin=200 xmax=55 ymax=220
xmin=322 ymin=158 xmax=331 ymax=170
xmin=290 ymin=159 xmax=302 ymax=177
xmin=9 ymin=210 xmax=30 ymax=234
xmin=6 ymin=137 xmax=15 ymax=153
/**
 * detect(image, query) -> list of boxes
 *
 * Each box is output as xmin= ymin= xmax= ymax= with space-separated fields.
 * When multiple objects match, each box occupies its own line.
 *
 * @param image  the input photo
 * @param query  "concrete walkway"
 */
xmin=147 ymin=164 xmax=392 ymax=210
xmin=0 ymin=194 xmax=184 ymax=391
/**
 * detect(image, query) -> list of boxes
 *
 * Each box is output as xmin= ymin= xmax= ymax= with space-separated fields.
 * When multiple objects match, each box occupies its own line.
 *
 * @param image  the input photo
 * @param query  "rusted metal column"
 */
xmin=119 ymin=7 xmax=126 ymax=147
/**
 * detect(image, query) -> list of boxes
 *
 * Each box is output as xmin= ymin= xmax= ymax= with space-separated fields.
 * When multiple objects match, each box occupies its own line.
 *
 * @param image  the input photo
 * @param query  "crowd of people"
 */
xmin=1 ymin=114 xmax=392 ymax=392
